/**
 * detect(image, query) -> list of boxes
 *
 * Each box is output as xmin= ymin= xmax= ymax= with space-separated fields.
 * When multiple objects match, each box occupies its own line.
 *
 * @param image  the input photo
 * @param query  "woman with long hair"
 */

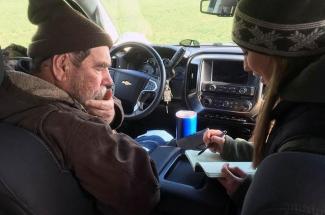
xmin=203 ymin=0 xmax=325 ymax=211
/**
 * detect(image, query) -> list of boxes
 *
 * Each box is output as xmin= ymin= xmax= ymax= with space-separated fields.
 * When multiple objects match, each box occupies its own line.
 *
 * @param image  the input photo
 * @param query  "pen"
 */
xmin=197 ymin=130 xmax=227 ymax=156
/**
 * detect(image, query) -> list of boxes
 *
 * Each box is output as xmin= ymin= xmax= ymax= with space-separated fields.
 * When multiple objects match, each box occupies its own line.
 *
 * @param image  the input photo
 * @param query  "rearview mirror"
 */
xmin=200 ymin=0 xmax=238 ymax=17
xmin=179 ymin=39 xmax=200 ymax=47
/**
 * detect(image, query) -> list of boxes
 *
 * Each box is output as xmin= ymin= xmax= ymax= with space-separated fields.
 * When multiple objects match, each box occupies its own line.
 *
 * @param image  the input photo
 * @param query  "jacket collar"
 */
xmin=6 ymin=70 xmax=85 ymax=110
xmin=280 ymin=55 xmax=325 ymax=103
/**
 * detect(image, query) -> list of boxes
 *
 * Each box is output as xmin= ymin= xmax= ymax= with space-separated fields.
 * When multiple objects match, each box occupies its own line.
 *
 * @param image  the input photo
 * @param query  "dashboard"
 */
xmin=111 ymin=44 xmax=263 ymax=139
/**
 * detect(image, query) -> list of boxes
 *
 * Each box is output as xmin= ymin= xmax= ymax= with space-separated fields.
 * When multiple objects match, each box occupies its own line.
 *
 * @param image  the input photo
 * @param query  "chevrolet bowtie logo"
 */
xmin=121 ymin=80 xmax=132 ymax=86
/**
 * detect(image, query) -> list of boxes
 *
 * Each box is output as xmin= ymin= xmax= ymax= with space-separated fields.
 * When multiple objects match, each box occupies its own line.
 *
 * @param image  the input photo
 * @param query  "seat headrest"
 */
xmin=0 ymin=48 xmax=5 ymax=86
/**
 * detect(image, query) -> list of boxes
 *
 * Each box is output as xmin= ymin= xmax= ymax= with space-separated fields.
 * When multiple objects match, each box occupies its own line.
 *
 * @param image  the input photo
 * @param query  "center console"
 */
xmin=149 ymin=49 xmax=258 ymax=215
xmin=150 ymin=145 xmax=232 ymax=215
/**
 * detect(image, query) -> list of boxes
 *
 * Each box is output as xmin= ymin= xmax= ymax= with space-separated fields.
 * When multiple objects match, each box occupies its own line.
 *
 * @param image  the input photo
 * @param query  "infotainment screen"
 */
xmin=212 ymin=60 xmax=248 ymax=85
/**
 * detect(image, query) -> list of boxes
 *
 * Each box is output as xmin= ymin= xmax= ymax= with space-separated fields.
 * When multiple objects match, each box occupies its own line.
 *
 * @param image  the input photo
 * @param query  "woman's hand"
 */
xmin=202 ymin=129 xmax=226 ymax=153
xmin=218 ymin=163 xmax=247 ymax=195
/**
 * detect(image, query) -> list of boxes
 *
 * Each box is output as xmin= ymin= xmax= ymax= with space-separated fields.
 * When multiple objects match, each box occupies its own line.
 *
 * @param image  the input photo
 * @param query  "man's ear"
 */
xmin=51 ymin=54 xmax=70 ymax=82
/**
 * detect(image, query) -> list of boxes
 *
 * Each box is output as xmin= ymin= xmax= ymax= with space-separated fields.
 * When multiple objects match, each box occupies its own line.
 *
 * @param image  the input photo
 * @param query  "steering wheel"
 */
xmin=110 ymin=42 xmax=166 ymax=120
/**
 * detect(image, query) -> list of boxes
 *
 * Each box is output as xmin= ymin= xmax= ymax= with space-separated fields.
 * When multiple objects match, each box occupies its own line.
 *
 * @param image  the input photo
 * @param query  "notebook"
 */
xmin=185 ymin=149 xmax=255 ymax=178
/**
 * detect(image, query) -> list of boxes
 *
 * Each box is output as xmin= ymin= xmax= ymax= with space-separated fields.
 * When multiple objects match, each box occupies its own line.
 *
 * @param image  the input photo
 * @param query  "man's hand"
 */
xmin=85 ymin=89 xmax=115 ymax=124
xmin=218 ymin=163 xmax=247 ymax=195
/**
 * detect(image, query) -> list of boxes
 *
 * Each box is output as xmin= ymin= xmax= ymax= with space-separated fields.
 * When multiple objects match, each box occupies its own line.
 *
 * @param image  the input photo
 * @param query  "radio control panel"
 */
xmin=202 ymin=83 xmax=255 ymax=96
xmin=201 ymin=95 xmax=253 ymax=112
xmin=186 ymin=53 xmax=262 ymax=118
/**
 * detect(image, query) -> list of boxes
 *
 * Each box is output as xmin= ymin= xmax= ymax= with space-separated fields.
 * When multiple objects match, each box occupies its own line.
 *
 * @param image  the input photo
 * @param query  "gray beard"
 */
xmin=94 ymin=86 xmax=107 ymax=100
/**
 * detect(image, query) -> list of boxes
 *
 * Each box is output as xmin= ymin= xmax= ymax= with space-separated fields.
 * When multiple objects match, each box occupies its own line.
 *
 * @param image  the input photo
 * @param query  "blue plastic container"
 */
xmin=175 ymin=110 xmax=197 ymax=140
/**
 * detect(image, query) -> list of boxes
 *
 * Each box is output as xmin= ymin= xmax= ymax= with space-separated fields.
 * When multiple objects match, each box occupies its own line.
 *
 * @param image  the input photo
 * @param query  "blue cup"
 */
xmin=176 ymin=110 xmax=197 ymax=140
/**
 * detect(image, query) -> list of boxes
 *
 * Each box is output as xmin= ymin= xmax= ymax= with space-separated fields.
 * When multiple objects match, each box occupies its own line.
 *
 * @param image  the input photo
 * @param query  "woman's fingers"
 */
xmin=203 ymin=128 xmax=211 ymax=144
xmin=209 ymin=135 xmax=225 ymax=153
xmin=210 ymin=135 xmax=225 ymax=144
xmin=203 ymin=129 xmax=226 ymax=153
xmin=218 ymin=163 xmax=246 ymax=195
xmin=228 ymin=166 xmax=247 ymax=178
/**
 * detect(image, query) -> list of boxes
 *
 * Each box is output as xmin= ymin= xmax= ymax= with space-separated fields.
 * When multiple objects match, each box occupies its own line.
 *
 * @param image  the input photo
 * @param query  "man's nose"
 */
xmin=102 ymin=69 xmax=114 ymax=86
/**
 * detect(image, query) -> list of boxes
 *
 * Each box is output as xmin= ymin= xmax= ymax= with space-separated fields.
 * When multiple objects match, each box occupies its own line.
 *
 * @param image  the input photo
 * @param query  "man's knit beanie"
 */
xmin=27 ymin=0 xmax=113 ymax=59
xmin=232 ymin=0 xmax=325 ymax=57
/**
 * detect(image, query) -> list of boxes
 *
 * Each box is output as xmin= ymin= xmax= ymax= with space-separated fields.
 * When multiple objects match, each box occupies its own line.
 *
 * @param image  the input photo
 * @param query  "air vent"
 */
xmin=187 ymin=63 xmax=198 ymax=92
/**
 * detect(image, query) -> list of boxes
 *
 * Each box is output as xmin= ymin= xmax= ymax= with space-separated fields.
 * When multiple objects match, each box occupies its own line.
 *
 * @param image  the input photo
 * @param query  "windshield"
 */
xmin=0 ymin=0 xmax=233 ymax=48
xmin=101 ymin=0 xmax=233 ymax=45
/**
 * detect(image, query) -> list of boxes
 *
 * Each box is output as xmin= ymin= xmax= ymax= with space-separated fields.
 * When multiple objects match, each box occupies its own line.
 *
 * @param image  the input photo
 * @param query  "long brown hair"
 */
xmin=252 ymin=55 xmax=320 ymax=167
xmin=252 ymin=57 xmax=287 ymax=167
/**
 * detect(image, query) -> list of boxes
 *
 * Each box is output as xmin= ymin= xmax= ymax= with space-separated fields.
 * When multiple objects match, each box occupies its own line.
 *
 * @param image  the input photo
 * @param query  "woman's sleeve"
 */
xmin=230 ymin=175 xmax=253 ymax=209
xmin=221 ymin=135 xmax=253 ymax=161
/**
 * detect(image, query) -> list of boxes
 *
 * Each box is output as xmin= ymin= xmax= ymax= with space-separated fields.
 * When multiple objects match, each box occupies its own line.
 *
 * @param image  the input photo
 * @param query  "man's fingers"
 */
xmin=85 ymin=99 xmax=114 ymax=110
xmin=87 ymin=107 xmax=113 ymax=118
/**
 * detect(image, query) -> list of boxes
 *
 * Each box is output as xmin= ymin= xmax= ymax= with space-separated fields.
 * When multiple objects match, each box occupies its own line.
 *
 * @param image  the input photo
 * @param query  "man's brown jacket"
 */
xmin=0 ymin=70 xmax=160 ymax=215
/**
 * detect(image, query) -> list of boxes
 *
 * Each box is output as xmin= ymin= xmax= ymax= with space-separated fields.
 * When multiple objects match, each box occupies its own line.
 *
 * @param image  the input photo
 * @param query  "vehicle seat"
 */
xmin=0 ymin=50 xmax=97 ymax=215
xmin=0 ymin=123 xmax=99 ymax=215
xmin=241 ymin=151 xmax=325 ymax=215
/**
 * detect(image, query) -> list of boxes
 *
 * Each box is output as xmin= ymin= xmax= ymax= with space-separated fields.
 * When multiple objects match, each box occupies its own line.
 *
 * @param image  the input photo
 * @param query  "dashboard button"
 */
xmin=202 ymin=97 xmax=213 ymax=106
xmin=239 ymin=87 xmax=248 ymax=94
xmin=209 ymin=85 xmax=216 ymax=91
xmin=222 ymin=101 xmax=230 ymax=108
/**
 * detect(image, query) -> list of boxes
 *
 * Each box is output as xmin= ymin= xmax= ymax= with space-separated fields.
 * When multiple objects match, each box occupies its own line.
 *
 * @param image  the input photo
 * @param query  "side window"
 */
xmin=0 ymin=1 xmax=35 ymax=48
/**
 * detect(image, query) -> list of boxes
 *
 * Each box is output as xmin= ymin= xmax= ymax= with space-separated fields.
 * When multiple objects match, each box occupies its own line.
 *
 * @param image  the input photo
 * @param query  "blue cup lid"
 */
xmin=175 ymin=110 xmax=197 ymax=119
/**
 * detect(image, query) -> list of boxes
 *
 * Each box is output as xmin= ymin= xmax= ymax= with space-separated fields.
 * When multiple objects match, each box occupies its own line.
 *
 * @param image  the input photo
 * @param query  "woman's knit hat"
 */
xmin=232 ymin=0 xmax=325 ymax=57
xmin=27 ymin=0 xmax=113 ymax=59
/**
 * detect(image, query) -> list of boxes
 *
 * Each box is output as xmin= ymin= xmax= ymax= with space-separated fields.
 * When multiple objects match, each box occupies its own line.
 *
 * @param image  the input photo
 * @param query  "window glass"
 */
xmin=98 ymin=0 xmax=233 ymax=44
xmin=0 ymin=0 xmax=35 ymax=48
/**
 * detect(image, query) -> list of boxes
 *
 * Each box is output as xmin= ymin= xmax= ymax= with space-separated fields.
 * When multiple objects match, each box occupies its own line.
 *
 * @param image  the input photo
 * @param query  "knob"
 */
xmin=239 ymin=87 xmax=247 ymax=94
xmin=202 ymin=97 xmax=213 ymax=106
xmin=241 ymin=101 xmax=253 ymax=111
xmin=222 ymin=100 xmax=230 ymax=108
xmin=209 ymin=85 xmax=216 ymax=91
